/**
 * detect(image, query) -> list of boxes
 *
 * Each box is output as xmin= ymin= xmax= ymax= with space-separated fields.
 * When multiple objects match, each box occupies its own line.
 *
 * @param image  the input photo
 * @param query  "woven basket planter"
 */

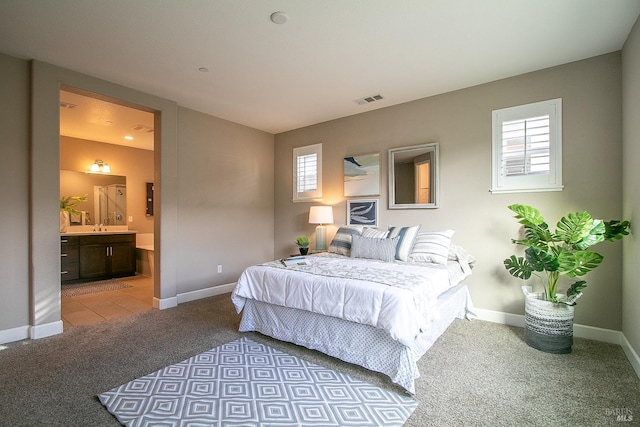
xmin=524 ymin=293 xmax=575 ymax=354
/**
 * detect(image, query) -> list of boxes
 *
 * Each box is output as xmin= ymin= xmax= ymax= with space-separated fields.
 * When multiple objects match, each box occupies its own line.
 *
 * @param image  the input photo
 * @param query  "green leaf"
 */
xmin=564 ymin=251 xmax=603 ymax=277
xmin=573 ymin=219 xmax=605 ymax=250
xmin=525 ymin=247 xmax=559 ymax=272
xmin=508 ymin=204 xmax=546 ymax=228
xmin=567 ymin=280 xmax=587 ymax=298
xmin=556 ymin=211 xmax=594 ymax=244
xmin=504 ymin=255 xmax=532 ymax=280
xmin=604 ymin=220 xmax=631 ymax=241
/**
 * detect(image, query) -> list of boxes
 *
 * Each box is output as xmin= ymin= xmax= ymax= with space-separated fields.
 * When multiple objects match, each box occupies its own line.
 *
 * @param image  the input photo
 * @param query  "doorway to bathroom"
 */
xmin=59 ymin=88 xmax=155 ymax=329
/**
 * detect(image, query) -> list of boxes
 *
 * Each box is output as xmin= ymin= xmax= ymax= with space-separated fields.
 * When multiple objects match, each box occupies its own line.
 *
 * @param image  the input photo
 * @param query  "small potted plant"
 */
xmin=504 ymin=204 xmax=630 ymax=353
xmin=295 ymin=236 xmax=310 ymax=255
xmin=60 ymin=195 xmax=88 ymax=232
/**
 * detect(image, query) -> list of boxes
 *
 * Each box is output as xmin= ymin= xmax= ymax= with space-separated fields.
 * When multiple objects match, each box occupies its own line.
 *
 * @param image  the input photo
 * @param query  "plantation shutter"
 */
xmin=491 ymin=98 xmax=562 ymax=193
xmin=293 ymin=143 xmax=322 ymax=201
xmin=501 ymin=115 xmax=550 ymax=177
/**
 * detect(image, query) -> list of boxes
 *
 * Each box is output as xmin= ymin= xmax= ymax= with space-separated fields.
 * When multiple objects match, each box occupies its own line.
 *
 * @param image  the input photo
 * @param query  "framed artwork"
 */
xmin=344 ymin=153 xmax=380 ymax=197
xmin=347 ymin=199 xmax=379 ymax=227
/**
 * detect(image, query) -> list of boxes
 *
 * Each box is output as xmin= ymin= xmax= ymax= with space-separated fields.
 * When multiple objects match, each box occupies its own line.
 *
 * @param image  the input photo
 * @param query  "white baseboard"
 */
xmin=475 ymin=308 xmax=640 ymax=379
xmin=621 ymin=334 xmax=640 ymax=378
xmin=0 ymin=325 xmax=29 ymax=345
xmin=153 ymin=296 xmax=177 ymax=310
xmin=29 ymin=320 xmax=63 ymax=340
xmin=177 ymin=283 xmax=236 ymax=304
xmin=153 ymin=283 xmax=236 ymax=310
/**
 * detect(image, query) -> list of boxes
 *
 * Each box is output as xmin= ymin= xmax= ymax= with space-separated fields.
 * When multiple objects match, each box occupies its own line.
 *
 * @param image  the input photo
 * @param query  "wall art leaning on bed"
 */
xmin=344 ymin=153 xmax=380 ymax=197
xmin=347 ymin=199 xmax=378 ymax=227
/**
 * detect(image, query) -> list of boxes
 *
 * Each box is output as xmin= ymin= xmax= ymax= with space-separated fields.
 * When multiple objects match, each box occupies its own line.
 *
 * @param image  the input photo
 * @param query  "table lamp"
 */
xmin=309 ymin=206 xmax=334 ymax=251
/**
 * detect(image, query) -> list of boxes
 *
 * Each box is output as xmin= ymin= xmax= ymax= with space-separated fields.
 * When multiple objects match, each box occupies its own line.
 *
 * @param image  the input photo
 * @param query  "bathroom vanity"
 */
xmin=61 ymin=232 xmax=136 ymax=283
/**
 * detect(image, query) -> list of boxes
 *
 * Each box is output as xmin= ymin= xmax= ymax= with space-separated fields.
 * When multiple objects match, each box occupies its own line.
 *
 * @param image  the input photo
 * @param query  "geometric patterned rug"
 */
xmin=61 ymin=279 xmax=132 ymax=299
xmin=98 ymin=337 xmax=418 ymax=427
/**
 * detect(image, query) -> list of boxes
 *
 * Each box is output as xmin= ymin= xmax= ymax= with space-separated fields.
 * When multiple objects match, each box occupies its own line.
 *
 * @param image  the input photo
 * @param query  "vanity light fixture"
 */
xmin=309 ymin=205 xmax=334 ymax=251
xmin=90 ymin=159 xmax=111 ymax=174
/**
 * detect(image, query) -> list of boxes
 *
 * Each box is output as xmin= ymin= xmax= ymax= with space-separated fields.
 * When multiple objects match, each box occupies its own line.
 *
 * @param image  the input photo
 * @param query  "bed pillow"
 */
xmin=362 ymin=227 xmax=389 ymax=239
xmin=408 ymin=229 xmax=455 ymax=265
xmin=350 ymin=235 xmax=399 ymax=263
xmin=328 ymin=225 xmax=364 ymax=256
xmin=387 ymin=225 xmax=421 ymax=261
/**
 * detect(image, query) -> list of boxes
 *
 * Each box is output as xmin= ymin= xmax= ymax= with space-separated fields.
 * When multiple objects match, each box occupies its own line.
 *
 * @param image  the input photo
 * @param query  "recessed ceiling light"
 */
xmin=124 ymin=135 xmax=134 ymax=141
xmin=198 ymin=67 xmax=209 ymax=72
xmin=270 ymin=11 xmax=288 ymax=24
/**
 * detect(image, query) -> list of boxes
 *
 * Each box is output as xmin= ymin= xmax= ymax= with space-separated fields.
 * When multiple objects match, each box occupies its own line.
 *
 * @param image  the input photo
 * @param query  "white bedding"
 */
xmin=232 ymin=253 xmax=470 ymax=348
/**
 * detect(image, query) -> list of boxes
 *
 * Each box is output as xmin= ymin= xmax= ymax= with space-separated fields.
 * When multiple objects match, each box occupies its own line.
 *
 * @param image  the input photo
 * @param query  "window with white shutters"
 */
xmin=293 ymin=143 xmax=322 ymax=201
xmin=491 ymin=99 xmax=563 ymax=193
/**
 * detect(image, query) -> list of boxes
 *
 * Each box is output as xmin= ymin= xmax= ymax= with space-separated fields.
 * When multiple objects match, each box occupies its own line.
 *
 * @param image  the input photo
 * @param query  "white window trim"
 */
xmin=491 ymin=98 xmax=563 ymax=194
xmin=293 ymin=143 xmax=322 ymax=202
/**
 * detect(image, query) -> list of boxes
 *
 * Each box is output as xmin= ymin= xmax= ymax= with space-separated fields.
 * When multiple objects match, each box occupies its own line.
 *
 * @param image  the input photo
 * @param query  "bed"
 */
xmin=231 ymin=225 xmax=475 ymax=394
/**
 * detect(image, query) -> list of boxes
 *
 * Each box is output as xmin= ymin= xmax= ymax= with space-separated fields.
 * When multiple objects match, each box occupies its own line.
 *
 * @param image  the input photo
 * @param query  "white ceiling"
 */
xmin=1 ymin=1 xmax=639 ymax=135
xmin=60 ymin=90 xmax=155 ymax=150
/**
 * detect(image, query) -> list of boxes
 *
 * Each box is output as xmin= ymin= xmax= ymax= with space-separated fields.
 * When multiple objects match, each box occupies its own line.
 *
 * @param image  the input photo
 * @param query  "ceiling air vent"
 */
xmin=59 ymin=101 xmax=78 ymax=109
xmin=131 ymin=124 xmax=154 ymax=133
xmin=353 ymin=94 xmax=384 ymax=106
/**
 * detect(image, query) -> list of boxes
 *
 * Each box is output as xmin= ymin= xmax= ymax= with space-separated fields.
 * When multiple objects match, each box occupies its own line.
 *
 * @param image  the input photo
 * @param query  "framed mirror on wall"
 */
xmin=60 ymin=170 xmax=127 ymax=226
xmin=388 ymin=143 xmax=439 ymax=209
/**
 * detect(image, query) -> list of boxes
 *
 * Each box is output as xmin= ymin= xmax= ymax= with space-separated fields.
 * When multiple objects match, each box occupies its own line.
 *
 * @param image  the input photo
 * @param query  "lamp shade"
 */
xmin=309 ymin=206 xmax=333 ymax=224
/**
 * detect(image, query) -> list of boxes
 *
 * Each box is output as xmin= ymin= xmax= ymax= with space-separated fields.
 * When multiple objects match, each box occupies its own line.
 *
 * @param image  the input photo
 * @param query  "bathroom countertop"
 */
xmin=61 ymin=229 xmax=138 ymax=236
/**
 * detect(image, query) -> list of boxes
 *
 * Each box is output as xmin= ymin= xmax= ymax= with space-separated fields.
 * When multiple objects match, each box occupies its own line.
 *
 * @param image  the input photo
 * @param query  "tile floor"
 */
xmin=61 ymin=275 xmax=155 ymax=329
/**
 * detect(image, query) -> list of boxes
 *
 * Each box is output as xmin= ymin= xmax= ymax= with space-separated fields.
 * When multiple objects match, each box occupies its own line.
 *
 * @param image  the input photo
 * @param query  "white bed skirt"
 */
xmin=239 ymin=283 xmax=474 ymax=394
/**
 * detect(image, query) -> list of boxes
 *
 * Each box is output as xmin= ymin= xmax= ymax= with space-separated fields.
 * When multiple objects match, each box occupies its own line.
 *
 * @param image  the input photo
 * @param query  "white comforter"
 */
xmin=231 ymin=254 xmax=461 ymax=347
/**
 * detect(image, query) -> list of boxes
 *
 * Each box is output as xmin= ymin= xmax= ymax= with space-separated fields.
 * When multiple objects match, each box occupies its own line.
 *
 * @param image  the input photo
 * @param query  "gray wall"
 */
xmin=274 ymin=52 xmax=625 ymax=331
xmin=0 ymin=53 xmax=30 ymax=332
xmin=0 ymin=53 xmax=274 ymax=339
xmin=622 ymin=17 xmax=640 ymax=358
xmin=176 ymin=107 xmax=274 ymax=293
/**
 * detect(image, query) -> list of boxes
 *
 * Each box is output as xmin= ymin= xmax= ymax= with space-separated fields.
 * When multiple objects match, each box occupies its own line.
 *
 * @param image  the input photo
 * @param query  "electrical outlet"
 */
xmin=217 ymin=265 xmax=223 ymax=273
xmin=128 ymin=216 xmax=133 ymax=223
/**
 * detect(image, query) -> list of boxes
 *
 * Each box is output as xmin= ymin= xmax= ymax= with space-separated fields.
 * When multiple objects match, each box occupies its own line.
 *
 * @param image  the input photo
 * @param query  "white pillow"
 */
xmin=328 ymin=225 xmax=364 ymax=256
xmin=387 ymin=225 xmax=421 ymax=261
xmin=408 ymin=230 xmax=455 ymax=265
xmin=350 ymin=235 xmax=399 ymax=263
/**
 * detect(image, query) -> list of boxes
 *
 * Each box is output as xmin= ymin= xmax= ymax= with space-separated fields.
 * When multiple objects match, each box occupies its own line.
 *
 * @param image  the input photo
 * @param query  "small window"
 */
xmin=293 ymin=143 xmax=322 ymax=202
xmin=491 ymin=98 xmax=563 ymax=193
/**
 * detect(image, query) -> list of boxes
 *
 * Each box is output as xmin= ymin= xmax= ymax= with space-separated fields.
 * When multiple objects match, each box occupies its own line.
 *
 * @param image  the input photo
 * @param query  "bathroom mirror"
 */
xmin=60 ymin=170 xmax=127 ymax=226
xmin=388 ymin=143 xmax=439 ymax=209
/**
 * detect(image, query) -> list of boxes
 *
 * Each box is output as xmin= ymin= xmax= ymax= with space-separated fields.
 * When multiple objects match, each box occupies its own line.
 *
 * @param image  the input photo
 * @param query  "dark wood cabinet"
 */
xmin=61 ymin=233 xmax=136 ymax=283
xmin=60 ymin=236 xmax=80 ymax=282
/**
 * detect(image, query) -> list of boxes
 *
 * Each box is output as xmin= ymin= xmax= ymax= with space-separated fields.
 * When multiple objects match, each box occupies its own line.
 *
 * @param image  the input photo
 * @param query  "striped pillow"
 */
xmin=328 ymin=225 xmax=364 ymax=256
xmin=408 ymin=230 xmax=455 ymax=264
xmin=362 ymin=227 xmax=389 ymax=239
xmin=387 ymin=225 xmax=421 ymax=261
xmin=350 ymin=235 xmax=399 ymax=263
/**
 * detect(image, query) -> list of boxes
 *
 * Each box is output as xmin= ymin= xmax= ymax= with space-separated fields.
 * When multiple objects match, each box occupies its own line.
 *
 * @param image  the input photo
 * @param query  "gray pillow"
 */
xmin=350 ymin=235 xmax=399 ymax=263
xmin=328 ymin=225 xmax=364 ymax=256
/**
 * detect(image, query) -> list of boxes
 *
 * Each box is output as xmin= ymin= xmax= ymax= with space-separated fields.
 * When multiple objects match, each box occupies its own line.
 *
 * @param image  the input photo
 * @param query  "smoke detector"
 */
xmin=353 ymin=94 xmax=384 ymax=105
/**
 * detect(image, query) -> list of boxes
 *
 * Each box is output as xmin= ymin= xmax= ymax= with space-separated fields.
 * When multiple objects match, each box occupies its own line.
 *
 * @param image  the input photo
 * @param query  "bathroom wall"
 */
xmin=60 ymin=136 xmax=154 ymax=234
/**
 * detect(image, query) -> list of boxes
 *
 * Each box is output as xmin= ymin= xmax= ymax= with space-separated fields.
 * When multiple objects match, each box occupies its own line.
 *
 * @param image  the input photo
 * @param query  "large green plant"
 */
xmin=503 ymin=204 xmax=630 ymax=306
